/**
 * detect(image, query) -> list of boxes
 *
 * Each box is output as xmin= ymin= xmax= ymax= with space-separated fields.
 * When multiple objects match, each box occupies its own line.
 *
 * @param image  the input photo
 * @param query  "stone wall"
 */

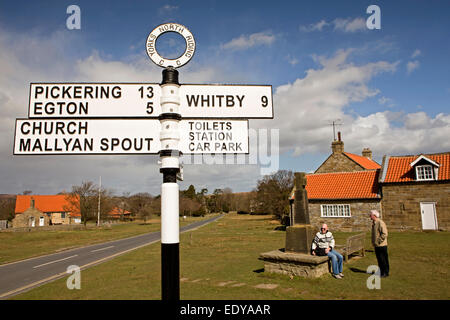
xmin=381 ymin=182 xmax=450 ymax=231
xmin=308 ymin=199 xmax=381 ymax=232
xmin=50 ymin=212 xmax=72 ymax=225
xmin=315 ymin=153 xmax=364 ymax=173
xmin=2 ymin=224 xmax=86 ymax=233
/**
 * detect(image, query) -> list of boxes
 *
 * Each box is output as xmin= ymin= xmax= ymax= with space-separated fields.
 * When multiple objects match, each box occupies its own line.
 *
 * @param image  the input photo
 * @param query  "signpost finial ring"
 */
xmin=146 ymin=23 xmax=195 ymax=69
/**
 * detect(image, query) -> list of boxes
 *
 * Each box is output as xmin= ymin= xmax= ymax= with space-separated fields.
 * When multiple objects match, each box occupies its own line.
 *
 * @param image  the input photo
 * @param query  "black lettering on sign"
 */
xmin=21 ymin=122 xmax=31 ymax=135
xmin=139 ymin=86 xmax=154 ymax=99
xmin=261 ymin=96 xmax=268 ymax=107
xmin=99 ymin=138 xmax=154 ymax=152
xmin=185 ymin=95 xmax=245 ymax=107
xmin=19 ymin=139 xmax=31 ymax=151
xmin=100 ymin=138 xmax=109 ymax=151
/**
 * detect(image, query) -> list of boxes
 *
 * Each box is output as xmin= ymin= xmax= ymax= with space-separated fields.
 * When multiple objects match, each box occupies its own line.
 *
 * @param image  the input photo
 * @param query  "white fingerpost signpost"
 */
xmin=13 ymin=22 xmax=273 ymax=301
xmin=148 ymin=22 xmax=191 ymax=300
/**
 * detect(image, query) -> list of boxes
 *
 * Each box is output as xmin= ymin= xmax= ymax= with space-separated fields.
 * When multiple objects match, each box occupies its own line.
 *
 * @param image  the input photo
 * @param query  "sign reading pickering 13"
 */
xmin=146 ymin=23 xmax=196 ymax=68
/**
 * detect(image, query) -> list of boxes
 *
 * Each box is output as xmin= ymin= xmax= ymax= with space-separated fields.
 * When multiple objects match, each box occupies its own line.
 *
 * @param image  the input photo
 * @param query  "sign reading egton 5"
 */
xmin=14 ymin=119 xmax=249 ymax=155
xmin=28 ymin=83 xmax=272 ymax=119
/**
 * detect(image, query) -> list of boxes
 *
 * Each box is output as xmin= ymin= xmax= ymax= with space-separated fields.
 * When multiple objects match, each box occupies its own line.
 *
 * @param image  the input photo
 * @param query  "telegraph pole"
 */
xmin=97 ymin=176 xmax=101 ymax=226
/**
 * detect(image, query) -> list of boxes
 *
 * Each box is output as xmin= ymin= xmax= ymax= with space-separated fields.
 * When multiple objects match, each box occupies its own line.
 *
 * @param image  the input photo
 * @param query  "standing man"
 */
xmin=311 ymin=223 xmax=344 ymax=279
xmin=370 ymin=210 xmax=389 ymax=277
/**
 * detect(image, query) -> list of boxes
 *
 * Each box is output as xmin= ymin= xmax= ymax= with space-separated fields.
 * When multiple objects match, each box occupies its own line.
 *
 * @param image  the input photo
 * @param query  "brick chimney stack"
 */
xmin=331 ymin=131 xmax=344 ymax=154
xmin=362 ymin=148 xmax=372 ymax=160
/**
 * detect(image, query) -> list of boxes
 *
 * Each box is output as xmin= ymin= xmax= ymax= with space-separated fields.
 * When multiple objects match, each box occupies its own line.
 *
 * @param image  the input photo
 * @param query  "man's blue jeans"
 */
xmin=327 ymin=250 xmax=343 ymax=275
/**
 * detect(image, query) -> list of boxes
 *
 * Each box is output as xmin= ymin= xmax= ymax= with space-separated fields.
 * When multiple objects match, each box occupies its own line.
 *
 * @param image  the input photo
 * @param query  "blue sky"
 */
xmin=0 ymin=0 xmax=449 ymax=195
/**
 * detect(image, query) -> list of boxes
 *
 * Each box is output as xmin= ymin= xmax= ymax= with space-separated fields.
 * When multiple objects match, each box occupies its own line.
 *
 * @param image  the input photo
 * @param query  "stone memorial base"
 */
xmin=259 ymin=250 xmax=330 ymax=278
xmin=285 ymin=225 xmax=315 ymax=253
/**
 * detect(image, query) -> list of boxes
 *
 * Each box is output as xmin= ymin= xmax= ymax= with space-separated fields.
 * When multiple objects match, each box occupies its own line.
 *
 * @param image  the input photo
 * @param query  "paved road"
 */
xmin=0 ymin=214 xmax=223 ymax=299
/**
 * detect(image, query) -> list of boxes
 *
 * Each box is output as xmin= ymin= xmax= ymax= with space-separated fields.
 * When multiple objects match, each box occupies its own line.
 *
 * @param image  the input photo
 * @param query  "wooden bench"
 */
xmin=335 ymin=233 xmax=366 ymax=262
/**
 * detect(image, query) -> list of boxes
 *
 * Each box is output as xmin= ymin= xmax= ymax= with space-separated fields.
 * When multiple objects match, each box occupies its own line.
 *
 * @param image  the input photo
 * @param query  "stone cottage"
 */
xmin=379 ymin=152 xmax=450 ymax=231
xmin=13 ymin=195 xmax=81 ymax=227
xmin=289 ymin=134 xmax=382 ymax=231
xmin=11 ymin=198 xmax=51 ymax=227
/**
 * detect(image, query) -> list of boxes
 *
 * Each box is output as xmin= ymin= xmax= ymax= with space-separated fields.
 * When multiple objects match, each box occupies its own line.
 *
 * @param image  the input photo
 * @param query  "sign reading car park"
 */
xmin=28 ymin=83 xmax=273 ymax=119
xmin=14 ymin=119 xmax=249 ymax=155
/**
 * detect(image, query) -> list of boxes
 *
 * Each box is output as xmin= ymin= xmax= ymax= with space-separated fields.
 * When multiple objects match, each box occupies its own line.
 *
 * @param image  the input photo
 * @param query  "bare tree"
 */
xmin=128 ymin=193 xmax=154 ymax=223
xmin=0 ymin=198 xmax=15 ymax=221
xmin=255 ymin=170 xmax=294 ymax=220
xmin=65 ymin=181 xmax=99 ymax=226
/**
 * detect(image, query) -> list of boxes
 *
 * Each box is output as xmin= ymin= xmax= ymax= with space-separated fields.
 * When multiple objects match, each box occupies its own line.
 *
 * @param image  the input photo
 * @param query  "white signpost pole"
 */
xmin=159 ymin=67 xmax=181 ymax=300
xmin=147 ymin=22 xmax=196 ymax=301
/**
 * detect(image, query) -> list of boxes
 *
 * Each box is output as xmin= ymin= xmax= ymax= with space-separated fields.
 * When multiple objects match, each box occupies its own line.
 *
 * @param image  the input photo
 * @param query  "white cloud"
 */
xmin=333 ymin=17 xmax=367 ymax=32
xmin=253 ymin=49 xmax=449 ymax=158
xmin=378 ymin=96 xmax=395 ymax=108
xmin=407 ymin=60 xmax=420 ymax=74
xmin=160 ymin=5 xmax=178 ymax=11
xmin=221 ymin=32 xmax=275 ymax=51
xmin=300 ymin=17 xmax=367 ymax=33
xmin=286 ymin=54 xmax=299 ymax=66
xmin=411 ymin=49 xmax=421 ymax=58
xmin=300 ymin=20 xmax=329 ymax=32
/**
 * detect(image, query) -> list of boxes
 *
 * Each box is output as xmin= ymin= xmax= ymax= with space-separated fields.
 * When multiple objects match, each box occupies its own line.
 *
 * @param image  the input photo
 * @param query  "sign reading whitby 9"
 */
xmin=14 ymin=23 xmax=273 ymax=156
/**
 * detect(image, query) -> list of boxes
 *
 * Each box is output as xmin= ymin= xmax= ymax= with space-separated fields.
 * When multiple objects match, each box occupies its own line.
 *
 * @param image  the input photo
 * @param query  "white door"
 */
xmin=30 ymin=217 xmax=35 ymax=227
xmin=39 ymin=217 xmax=45 ymax=226
xmin=420 ymin=202 xmax=438 ymax=230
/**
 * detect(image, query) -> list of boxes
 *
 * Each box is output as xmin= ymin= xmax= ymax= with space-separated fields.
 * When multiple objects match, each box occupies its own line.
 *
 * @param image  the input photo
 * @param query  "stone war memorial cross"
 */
xmin=259 ymin=172 xmax=331 ymax=278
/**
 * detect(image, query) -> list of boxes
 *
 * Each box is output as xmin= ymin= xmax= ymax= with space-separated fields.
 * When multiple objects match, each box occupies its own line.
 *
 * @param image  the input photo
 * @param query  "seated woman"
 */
xmin=311 ymin=223 xmax=344 ymax=279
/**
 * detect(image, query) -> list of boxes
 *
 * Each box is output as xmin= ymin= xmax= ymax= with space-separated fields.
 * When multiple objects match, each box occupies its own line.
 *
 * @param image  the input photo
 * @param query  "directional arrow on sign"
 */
xmin=14 ymin=119 xmax=249 ymax=155
xmin=27 ymin=83 xmax=273 ymax=119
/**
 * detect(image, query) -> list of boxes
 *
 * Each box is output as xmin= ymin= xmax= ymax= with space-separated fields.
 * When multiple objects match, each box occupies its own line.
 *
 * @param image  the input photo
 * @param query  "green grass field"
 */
xmin=11 ymin=212 xmax=450 ymax=300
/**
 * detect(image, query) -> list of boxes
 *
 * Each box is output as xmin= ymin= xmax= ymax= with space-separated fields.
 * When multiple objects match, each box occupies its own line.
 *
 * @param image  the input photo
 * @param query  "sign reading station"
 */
xmin=28 ymin=83 xmax=273 ymax=119
xmin=14 ymin=119 xmax=249 ymax=155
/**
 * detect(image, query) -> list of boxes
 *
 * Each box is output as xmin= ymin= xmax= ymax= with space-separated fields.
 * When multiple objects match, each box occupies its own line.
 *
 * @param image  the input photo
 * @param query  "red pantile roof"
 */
xmin=108 ymin=207 xmax=131 ymax=216
xmin=381 ymin=153 xmax=450 ymax=183
xmin=298 ymin=170 xmax=380 ymax=200
xmin=344 ymin=152 xmax=381 ymax=170
xmin=15 ymin=195 xmax=80 ymax=217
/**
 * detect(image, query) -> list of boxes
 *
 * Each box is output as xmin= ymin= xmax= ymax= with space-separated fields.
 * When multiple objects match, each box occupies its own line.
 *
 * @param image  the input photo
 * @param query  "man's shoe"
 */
xmin=381 ymin=274 xmax=389 ymax=278
xmin=333 ymin=274 xmax=342 ymax=279
xmin=339 ymin=273 xmax=344 ymax=277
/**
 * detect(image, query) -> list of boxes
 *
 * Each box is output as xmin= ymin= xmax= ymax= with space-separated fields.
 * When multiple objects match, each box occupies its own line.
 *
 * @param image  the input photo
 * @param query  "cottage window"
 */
xmin=415 ymin=165 xmax=434 ymax=181
xmin=320 ymin=204 xmax=351 ymax=217
xmin=61 ymin=213 xmax=66 ymax=219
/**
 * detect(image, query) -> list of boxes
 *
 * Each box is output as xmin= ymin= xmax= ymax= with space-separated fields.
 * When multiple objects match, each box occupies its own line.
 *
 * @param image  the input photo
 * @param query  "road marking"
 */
xmin=32 ymin=255 xmax=78 ymax=269
xmin=90 ymin=246 xmax=114 ymax=253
